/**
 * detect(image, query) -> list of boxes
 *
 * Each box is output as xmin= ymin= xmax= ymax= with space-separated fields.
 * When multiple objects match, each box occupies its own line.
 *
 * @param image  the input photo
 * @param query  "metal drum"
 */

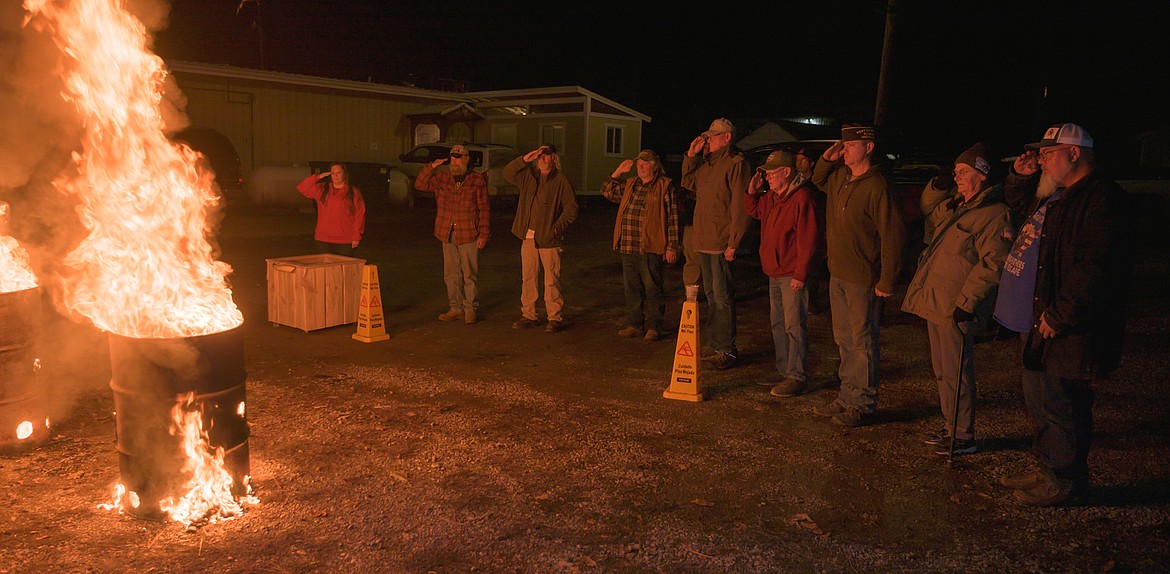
xmin=0 ymin=286 xmax=49 ymax=454
xmin=108 ymin=325 xmax=249 ymax=518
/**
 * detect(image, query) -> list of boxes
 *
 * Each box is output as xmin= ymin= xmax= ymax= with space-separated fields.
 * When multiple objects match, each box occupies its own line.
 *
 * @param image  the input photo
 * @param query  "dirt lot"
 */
xmin=2 ymin=193 xmax=1169 ymax=573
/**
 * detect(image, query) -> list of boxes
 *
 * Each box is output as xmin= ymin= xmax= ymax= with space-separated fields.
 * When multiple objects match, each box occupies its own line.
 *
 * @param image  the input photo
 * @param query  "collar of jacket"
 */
xmin=960 ymin=183 xmax=1005 ymax=209
xmin=703 ymin=145 xmax=734 ymax=164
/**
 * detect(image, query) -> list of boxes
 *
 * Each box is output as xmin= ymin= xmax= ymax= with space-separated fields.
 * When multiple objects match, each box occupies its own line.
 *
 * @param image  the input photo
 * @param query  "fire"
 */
xmin=100 ymin=393 xmax=258 ymax=527
xmin=22 ymin=0 xmax=242 ymax=338
xmin=0 ymin=203 xmax=38 ymax=293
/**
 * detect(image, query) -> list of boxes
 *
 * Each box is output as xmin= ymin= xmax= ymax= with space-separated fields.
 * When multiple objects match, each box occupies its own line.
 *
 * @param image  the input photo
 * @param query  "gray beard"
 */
xmin=1036 ymin=171 xmax=1058 ymax=199
xmin=450 ymin=164 xmax=468 ymax=177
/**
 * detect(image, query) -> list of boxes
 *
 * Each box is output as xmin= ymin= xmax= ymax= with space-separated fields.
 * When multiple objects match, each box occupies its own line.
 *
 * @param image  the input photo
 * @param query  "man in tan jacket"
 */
xmin=902 ymin=143 xmax=1012 ymax=455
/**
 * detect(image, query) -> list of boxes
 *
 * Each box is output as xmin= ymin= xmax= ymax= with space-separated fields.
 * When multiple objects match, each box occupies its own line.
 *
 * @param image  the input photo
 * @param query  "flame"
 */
xmin=98 ymin=393 xmax=258 ymax=527
xmin=0 ymin=203 xmax=38 ymax=293
xmin=22 ymin=0 xmax=242 ymax=338
xmin=16 ymin=422 xmax=34 ymax=440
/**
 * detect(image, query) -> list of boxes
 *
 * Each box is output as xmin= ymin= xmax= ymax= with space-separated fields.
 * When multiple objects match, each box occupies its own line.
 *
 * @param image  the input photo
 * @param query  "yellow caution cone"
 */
xmin=353 ymin=264 xmax=390 ymax=343
xmin=664 ymin=285 xmax=703 ymax=402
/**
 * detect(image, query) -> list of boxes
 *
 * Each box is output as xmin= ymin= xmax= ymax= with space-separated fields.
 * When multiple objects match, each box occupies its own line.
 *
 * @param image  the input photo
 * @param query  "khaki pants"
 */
xmin=520 ymin=238 xmax=564 ymax=322
xmin=441 ymin=241 xmax=479 ymax=311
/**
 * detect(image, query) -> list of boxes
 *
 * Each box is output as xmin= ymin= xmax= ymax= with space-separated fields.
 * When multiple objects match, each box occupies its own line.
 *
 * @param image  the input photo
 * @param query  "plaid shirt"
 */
xmin=416 ymin=165 xmax=490 ymax=245
xmin=601 ymin=176 xmax=681 ymax=255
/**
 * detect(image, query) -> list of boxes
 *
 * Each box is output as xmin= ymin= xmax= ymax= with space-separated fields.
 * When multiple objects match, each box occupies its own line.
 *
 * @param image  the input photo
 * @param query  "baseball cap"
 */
xmin=760 ymin=150 xmax=796 ymax=171
xmin=449 ymin=144 xmax=468 ymax=157
xmin=635 ymin=149 xmax=659 ymax=163
xmin=1026 ymin=123 xmax=1094 ymax=149
xmin=841 ymin=125 xmax=878 ymax=141
xmin=701 ymin=117 xmax=735 ymax=137
xmin=955 ymin=142 xmax=991 ymax=175
xmin=539 ymin=144 xmax=558 ymax=155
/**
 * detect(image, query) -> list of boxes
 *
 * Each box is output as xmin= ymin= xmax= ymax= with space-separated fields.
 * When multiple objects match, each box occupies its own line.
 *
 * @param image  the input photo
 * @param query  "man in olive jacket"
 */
xmin=681 ymin=118 xmax=751 ymax=370
xmin=992 ymin=123 xmax=1130 ymax=507
xmin=902 ymin=143 xmax=1012 ymax=456
xmin=811 ymin=125 xmax=907 ymax=427
xmin=504 ymin=145 xmax=579 ymax=333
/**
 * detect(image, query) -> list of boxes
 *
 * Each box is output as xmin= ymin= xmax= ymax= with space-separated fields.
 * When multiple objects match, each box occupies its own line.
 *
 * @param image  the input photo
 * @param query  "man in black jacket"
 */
xmin=992 ymin=123 xmax=1130 ymax=506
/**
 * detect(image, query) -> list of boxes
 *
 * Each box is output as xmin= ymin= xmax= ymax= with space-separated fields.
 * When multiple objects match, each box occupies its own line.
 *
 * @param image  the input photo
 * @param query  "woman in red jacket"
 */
xmin=296 ymin=163 xmax=366 ymax=256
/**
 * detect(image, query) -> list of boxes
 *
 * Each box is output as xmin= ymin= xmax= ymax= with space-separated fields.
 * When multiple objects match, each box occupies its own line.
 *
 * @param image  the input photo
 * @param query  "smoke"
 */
xmin=0 ymin=0 xmax=204 ymax=425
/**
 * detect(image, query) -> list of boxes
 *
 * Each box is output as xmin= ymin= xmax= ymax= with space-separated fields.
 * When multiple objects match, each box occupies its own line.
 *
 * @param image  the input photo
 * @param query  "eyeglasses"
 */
xmin=1037 ymin=146 xmax=1070 ymax=161
xmin=449 ymin=153 xmax=465 ymax=159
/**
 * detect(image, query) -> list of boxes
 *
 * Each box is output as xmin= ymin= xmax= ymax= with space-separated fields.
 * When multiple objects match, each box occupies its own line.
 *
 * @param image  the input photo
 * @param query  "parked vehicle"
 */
xmin=397 ymin=142 xmax=520 ymax=202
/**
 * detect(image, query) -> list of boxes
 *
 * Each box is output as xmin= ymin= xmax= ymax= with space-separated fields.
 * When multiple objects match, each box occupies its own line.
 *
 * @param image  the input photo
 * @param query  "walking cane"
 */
xmin=948 ymin=320 xmax=970 ymax=468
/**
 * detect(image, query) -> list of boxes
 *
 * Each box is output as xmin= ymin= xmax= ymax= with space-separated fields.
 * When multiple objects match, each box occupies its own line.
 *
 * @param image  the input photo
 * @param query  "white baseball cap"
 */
xmin=1026 ymin=123 xmax=1094 ymax=149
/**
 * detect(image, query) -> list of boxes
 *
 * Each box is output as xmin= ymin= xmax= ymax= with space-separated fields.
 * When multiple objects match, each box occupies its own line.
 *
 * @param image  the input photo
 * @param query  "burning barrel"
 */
xmin=0 ymin=286 xmax=49 ymax=453
xmin=108 ymin=325 xmax=249 ymax=519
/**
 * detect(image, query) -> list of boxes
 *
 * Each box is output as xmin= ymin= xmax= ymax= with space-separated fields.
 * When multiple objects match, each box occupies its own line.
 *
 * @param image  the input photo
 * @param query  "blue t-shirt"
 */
xmin=994 ymin=189 xmax=1063 ymax=332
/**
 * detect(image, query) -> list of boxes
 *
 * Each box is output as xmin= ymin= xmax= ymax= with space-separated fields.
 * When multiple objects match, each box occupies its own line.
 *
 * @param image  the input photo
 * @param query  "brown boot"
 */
xmin=769 ymin=377 xmax=807 ymax=397
xmin=464 ymin=308 xmax=477 ymax=324
xmin=438 ymin=308 xmax=462 ymax=321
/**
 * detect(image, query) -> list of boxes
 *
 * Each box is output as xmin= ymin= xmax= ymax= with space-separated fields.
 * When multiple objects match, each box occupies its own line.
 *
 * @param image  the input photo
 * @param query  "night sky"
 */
xmin=151 ymin=0 xmax=1170 ymax=171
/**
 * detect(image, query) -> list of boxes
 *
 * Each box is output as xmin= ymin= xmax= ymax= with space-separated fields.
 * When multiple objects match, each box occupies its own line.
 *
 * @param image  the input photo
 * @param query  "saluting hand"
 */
xmin=429 ymin=157 xmax=448 ymax=168
xmin=687 ymin=136 xmax=707 ymax=158
xmin=1014 ymin=150 xmax=1040 ymax=176
xmin=611 ymin=159 xmax=634 ymax=178
xmin=824 ymin=140 xmax=844 ymax=162
xmin=523 ymin=149 xmax=544 ymax=162
xmin=748 ymin=170 xmax=766 ymax=193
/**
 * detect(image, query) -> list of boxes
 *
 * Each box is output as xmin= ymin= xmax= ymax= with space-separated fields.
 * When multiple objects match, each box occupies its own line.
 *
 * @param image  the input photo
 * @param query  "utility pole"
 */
xmin=873 ymin=0 xmax=897 ymax=129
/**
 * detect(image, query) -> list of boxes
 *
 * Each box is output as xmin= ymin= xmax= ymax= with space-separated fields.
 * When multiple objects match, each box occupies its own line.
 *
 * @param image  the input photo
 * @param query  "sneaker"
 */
xmin=704 ymin=352 xmax=737 ymax=370
xmin=545 ymin=320 xmax=562 ymax=334
xmin=999 ymin=468 xmax=1049 ymax=490
xmin=1012 ymin=475 xmax=1077 ymax=507
xmin=643 ymin=329 xmax=661 ymax=342
xmin=831 ymin=406 xmax=876 ymax=427
xmin=512 ymin=318 xmax=539 ymax=330
xmin=934 ymin=438 xmax=978 ymax=456
xmin=464 ymin=309 xmax=477 ymax=324
xmin=922 ymin=428 xmax=950 ymax=445
xmin=438 ymin=308 xmax=463 ymax=322
xmin=812 ymin=399 xmax=847 ymax=418
xmin=770 ymin=377 xmax=807 ymax=397
xmin=617 ymin=326 xmax=643 ymax=338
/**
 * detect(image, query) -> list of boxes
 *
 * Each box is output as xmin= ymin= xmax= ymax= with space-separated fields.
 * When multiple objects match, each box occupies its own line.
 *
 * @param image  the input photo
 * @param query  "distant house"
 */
xmin=732 ymin=119 xmax=839 ymax=151
xmin=166 ymin=61 xmax=649 ymax=200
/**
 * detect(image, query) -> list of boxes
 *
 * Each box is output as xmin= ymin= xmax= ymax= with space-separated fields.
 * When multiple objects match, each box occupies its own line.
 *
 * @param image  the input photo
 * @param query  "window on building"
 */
xmin=605 ymin=125 xmax=624 ymax=156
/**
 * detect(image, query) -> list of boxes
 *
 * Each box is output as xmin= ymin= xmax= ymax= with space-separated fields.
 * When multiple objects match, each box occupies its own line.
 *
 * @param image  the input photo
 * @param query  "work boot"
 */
xmin=545 ymin=320 xmax=562 ymax=334
xmin=512 ymin=317 xmax=539 ymax=330
xmin=438 ymin=308 xmax=463 ymax=322
xmin=770 ymin=377 xmax=807 ymax=397
xmin=831 ymin=406 xmax=876 ymax=427
xmin=934 ymin=438 xmax=978 ymax=456
xmin=1013 ymin=475 xmax=1077 ymax=507
xmin=1000 ymin=468 xmax=1048 ymax=490
xmin=699 ymin=347 xmax=719 ymax=361
xmin=643 ymin=329 xmax=661 ymax=342
xmin=812 ymin=399 xmax=847 ymax=418
xmin=617 ymin=326 xmax=643 ymax=338
xmin=704 ymin=352 xmax=737 ymax=370
xmin=464 ymin=308 xmax=477 ymax=324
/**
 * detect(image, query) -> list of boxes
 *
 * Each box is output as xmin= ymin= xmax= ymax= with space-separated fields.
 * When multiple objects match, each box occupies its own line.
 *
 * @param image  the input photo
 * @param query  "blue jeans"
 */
xmin=620 ymin=253 xmax=665 ymax=331
xmin=698 ymin=252 xmax=736 ymax=355
xmin=829 ymin=277 xmax=881 ymax=411
xmin=769 ymin=276 xmax=808 ymax=382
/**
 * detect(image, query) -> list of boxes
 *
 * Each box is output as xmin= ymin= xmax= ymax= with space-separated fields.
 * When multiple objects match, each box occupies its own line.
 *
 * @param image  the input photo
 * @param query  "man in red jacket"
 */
xmin=745 ymin=150 xmax=822 ymax=397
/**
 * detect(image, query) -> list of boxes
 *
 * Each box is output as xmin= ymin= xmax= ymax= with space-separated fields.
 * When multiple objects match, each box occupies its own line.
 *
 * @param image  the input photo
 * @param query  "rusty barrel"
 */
xmin=108 ymin=324 xmax=249 ymax=518
xmin=0 ymin=286 xmax=49 ymax=454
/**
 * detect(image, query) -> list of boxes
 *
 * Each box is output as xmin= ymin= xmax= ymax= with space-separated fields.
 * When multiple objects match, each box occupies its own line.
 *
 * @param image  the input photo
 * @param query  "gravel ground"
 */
xmin=1 ymin=195 xmax=1168 ymax=573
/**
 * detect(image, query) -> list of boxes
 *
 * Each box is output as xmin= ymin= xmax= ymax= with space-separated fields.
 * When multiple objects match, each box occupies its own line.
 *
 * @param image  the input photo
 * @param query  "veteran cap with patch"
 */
xmin=760 ymin=150 xmax=796 ymax=171
xmin=841 ymin=125 xmax=878 ymax=141
xmin=702 ymin=117 xmax=735 ymax=137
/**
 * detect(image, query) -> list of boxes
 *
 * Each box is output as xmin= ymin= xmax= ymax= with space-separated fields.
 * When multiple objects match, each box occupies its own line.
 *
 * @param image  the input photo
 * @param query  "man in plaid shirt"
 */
xmin=415 ymin=144 xmax=491 ymax=324
xmin=601 ymin=149 xmax=681 ymax=342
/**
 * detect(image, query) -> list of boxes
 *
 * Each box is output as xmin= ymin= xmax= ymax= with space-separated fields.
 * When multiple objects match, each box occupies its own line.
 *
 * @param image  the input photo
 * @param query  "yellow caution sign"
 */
xmin=353 ymin=264 xmax=390 ymax=343
xmin=664 ymin=296 xmax=703 ymax=402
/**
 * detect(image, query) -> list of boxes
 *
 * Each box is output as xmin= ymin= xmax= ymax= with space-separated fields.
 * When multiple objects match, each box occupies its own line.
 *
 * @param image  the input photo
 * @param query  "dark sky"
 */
xmin=151 ymin=0 xmax=1170 ymax=171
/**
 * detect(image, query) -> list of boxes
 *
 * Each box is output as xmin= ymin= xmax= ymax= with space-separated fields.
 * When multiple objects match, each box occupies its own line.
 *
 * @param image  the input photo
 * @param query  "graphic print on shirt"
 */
xmin=1002 ymin=203 xmax=1050 ymax=278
